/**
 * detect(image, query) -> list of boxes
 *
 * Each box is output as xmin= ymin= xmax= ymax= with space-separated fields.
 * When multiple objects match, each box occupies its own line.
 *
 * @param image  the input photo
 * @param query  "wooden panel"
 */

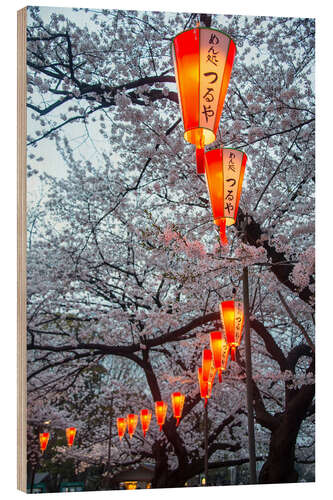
xmin=17 ymin=6 xmax=27 ymax=493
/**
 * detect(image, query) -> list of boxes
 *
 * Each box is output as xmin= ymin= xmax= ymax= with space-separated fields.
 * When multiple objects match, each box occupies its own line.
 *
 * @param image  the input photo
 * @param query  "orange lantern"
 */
xmin=210 ymin=331 xmax=230 ymax=383
xmin=127 ymin=414 xmax=138 ymax=439
xmin=66 ymin=427 xmax=77 ymax=447
xmin=155 ymin=401 xmax=168 ymax=431
xmin=171 ymin=392 xmax=185 ymax=426
xmin=140 ymin=409 xmax=152 ymax=437
xmin=117 ymin=417 xmax=127 ymax=441
xmin=205 ymin=148 xmax=247 ymax=245
xmin=172 ymin=27 xmax=236 ymax=174
xmin=198 ymin=365 xmax=216 ymax=407
xmin=39 ymin=432 xmax=49 ymax=454
xmin=202 ymin=349 xmax=213 ymax=382
xmin=220 ymin=300 xmax=244 ymax=361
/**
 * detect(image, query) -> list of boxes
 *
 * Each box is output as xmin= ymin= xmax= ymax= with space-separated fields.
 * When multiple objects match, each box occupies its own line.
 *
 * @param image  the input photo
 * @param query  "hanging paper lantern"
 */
xmin=127 ymin=414 xmax=138 ymax=439
xmin=220 ymin=300 xmax=244 ymax=361
xmin=140 ymin=409 xmax=152 ymax=437
xmin=172 ymin=27 xmax=236 ymax=174
xmin=210 ymin=331 xmax=230 ymax=383
xmin=39 ymin=432 xmax=50 ymax=454
xmin=198 ymin=366 xmax=216 ymax=407
xmin=117 ymin=417 xmax=127 ymax=441
xmin=202 ymin=349 xmax=213 ymax=382
xmin=205 ymin=148 xmax=247 ymax=244
xmin=171 ymin=392 xmax=185 ymax=426
xmin=66 ymin=427 xmax=77 ymax=447
xmin=155 ymin=401 xmax=168 ymax=431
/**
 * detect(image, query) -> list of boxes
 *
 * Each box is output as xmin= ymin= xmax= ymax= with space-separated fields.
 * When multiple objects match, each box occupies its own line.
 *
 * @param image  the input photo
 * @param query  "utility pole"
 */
xmin=242 ymin=265 xmax=257 ymax=483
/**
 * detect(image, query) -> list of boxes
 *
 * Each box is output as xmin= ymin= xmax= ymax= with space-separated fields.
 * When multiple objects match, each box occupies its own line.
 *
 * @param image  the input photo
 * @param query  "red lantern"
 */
xmin=140 ymin=409 xmax=152 ymax=437
xmin=117 ymin=417 xmax=127 ymax=441
xmin=202 ymin=349 xmax=213 ymax=382
xmin=220 ymin=300 xmax=244 ymax=361
xmin=205 ymin=148 xmax=247 ymax=244
xmin=66 ymin=427 xmax=77 ymax=447
xmin=210 ymin=331 xmax=230 ymax=382
xmin=155 ymin=401 xmax=168 ymax=431
xmin=198 ymin=366 xmax=216 ymax=407
xmin=127 ymin=414 xmax=138 ymax=439
xmin=39 ymin=432 xmax=49 ymax=454
xmin=172 ymin=28 xmax=236 ymax=174
xmin=171 ymin=392 xmax=185 ymax=426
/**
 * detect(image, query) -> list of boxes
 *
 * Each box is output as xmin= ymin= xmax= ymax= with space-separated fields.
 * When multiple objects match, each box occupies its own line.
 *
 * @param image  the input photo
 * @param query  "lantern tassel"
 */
xmin=218 ymin=369 xmax=222 ymax=383
xmin=176 ymin=418 xmax=180 ymax=427
xmin=219 ymin=220 xmax=228 ymax=245
xmin=231 ymin=346 xmax=236 ymax=361
xmin=159 ymin=425 xmax=162 ymax=432
xmin=204 ymin=398 xmax=208 ymax=408
xmin=196 ymin=147 xmax=205 ymax=175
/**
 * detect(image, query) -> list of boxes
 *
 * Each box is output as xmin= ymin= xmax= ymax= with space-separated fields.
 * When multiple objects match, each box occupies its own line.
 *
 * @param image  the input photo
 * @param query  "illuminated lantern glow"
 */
xmin=172 ymin=28 xmax=236 ymax=174
xmin=140 ymin=409 xmax=152 ymax=437
xmin=127 ymin=414 xmax=139 ymax=439
xmin=210 ymin=331 xmax=230 ymax=382
xmin=155 ymin=401 xmax=168 ymax=431
xmin=198 ymin=366 xmax=216 ymax=407
xmin=205 ymin=148 xmax=247 ymax=244
xmin=117 ymin=417 xmax=127 ymax=441
xmin=66 ymin=427 xmax=77 ymax=447
xmin=171 ymin=392 xmax=185 ymax=426
xmin=220 ymin=300 xmax=244 ymax=361
xmin=39 ymin=432 xmax=50 ymax=454
xmin=202 ymin=349 xmax=213 ymax=382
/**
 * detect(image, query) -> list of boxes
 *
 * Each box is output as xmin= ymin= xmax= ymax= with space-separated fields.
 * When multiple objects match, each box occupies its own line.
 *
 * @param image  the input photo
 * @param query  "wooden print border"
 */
xmin=17 ymin=6 xmax=27 ymax=493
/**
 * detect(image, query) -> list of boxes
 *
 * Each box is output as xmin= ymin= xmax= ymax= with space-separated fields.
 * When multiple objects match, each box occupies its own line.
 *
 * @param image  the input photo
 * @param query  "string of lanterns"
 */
xmin=116 ymin=392 xmax=185 ymax=441
xmin=39 ymin=427 xmax=77 ymax=454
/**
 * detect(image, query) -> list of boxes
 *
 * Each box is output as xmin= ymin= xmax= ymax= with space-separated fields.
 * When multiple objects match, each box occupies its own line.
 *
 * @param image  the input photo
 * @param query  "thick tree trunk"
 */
xmin=259 ymin=383 xmax=315 ymax=484
xmin=259 ymin=417 xmax=299 ymax=483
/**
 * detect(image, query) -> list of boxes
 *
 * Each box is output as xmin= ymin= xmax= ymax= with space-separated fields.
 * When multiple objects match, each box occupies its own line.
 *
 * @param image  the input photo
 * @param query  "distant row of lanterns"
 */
xmin=39 ymin=427 xmax=77 ymax=454
xmin=117 ymin=392 xmax=185 ymax=441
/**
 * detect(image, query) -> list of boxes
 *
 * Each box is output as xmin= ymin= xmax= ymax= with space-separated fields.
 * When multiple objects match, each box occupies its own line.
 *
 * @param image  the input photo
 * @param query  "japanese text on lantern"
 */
xmin=222 ymin=150 xmax=242 ymax=220
xmin=199 ymin=30 xmax=229 ymax=130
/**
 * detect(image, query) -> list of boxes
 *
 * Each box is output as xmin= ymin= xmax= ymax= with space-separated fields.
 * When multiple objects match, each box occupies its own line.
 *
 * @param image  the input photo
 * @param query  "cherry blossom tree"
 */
xmin=26 ymin=6 xmax=315 ymax=487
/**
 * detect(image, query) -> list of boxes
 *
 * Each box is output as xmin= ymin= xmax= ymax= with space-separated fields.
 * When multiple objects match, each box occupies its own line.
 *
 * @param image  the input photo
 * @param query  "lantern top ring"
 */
xmin=171 ymin=26 xmax=237 ymax=51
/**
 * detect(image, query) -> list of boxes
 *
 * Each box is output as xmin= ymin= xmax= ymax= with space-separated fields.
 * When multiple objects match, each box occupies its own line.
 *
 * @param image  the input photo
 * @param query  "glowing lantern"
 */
xmin=171 ymin=392 xmax=185 ymax=426
xmin=140 ymin=409 xmax=152 ymax=437
xmin=39 ymin=432 xmax=49 ymax=454
xmin=172 ymin=27 xmax=236 ymax=174
xmin=210 ymin=331 xmax=230 ymax=383
xmin=198 ymin=366 xmax=216 ymax=407
xmin=117 ymin=417 xmax=127 ymax=441
xmin=202 ymin=349 xmax=213 ymax=382
xmin=155 ymin=401 xmax=168 ymax=431
xmin=127 ymin=414 xmax=138 ymax=439
xmin=205 ymin=148 xmax=247 ymax=244
xmin=66 ymin=427 xmax=77 ymax=447
xmin=220 ymin=300 xmax=244 ymax=361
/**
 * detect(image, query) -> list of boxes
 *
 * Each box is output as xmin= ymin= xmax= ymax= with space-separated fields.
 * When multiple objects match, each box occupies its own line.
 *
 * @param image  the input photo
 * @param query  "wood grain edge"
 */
xmin=17 ymin=6 xmax=27 ymax=493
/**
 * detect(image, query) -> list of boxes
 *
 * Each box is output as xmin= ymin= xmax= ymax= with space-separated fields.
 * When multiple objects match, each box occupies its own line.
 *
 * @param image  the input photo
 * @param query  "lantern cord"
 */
xmin=219 ymin=219 xmax=228 ymax=245
xmin=196 ymin=146 xmax=205 ymax=175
